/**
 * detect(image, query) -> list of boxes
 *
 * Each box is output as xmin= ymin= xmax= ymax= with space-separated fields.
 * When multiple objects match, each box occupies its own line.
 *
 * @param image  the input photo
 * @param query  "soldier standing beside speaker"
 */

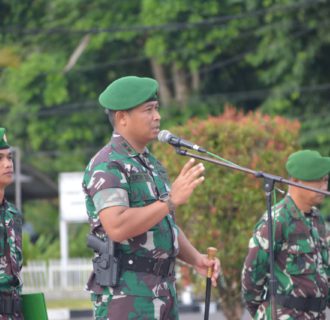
xmin=242 ymin=150 xmax=330 ymax=319
xmin=0 ymin=128 xmax=23 ymax=320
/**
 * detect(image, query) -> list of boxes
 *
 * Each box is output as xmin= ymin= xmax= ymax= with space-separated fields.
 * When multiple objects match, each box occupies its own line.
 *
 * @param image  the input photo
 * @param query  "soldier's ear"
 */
xmin=116 ymin=111 xmax=128 ymax=127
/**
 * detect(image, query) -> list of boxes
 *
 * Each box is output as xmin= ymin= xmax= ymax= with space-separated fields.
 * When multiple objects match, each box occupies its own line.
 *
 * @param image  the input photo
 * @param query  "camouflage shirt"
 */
xmin=83 ymin=133 xmax=179 ymax=298
xmin=0 ymin=199 xmax=23 ymax=294
xmin=242 ymin=194 xmax=330 ymax=319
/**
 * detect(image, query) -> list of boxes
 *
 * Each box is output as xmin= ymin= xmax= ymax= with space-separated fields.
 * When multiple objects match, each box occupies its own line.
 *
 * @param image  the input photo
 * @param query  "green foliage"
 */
xmin=159 ymin=99 xmax=225 ymax=128
xmin=22 ymin=233 xmax=60 ymax=263
xmin=23 ymin=200 xmax=59 ymax=239
xmin=6 ymin=0 xmax=326 ymax=183
xmin=22 ymin=223 xmax=92 ymax=263
xmin=244 ymin=0 xmax=330 ymax=153
xmin=22 ymin=199 xmax=60 ymax=262
xmin=68 ymin=223 xmax=93 ymax=258
xmin=153 ymin=107 xmax=300 ymax=317
xmin=0 ymin=0 xmax=148 ymax=178
xmin=141 ymin=0 xmax=254 ymax=82
xmin=22 ymin=200 xmax=92 ymax=261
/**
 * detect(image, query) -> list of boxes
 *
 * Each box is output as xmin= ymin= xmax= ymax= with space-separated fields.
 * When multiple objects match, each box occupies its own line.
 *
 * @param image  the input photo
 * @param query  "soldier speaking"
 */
xmin=83 ymin=76 xmax=220 ymax=319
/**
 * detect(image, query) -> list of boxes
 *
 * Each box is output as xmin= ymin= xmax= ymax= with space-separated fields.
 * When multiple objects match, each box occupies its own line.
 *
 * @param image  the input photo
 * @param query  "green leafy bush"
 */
xmin=22 ymin=233 xmax=60 ymax=263
xmin=154 ymin=106 xmax=300 ymax=319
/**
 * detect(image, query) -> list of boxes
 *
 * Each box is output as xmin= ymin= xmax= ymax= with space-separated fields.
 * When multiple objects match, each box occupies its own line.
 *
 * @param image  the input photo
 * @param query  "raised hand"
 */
xmin=170 ymin=158 xmax=205 ymax=207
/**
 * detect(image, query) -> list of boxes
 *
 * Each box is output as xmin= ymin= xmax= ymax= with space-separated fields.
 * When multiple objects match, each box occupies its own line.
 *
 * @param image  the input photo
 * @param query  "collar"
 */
xmin=285 ymin=194 xmax=318 ymax=219
xmin=110 ymin=132 xmax=150 ymax=158
xmin=0 ymin=197 xmax=8 ymax=209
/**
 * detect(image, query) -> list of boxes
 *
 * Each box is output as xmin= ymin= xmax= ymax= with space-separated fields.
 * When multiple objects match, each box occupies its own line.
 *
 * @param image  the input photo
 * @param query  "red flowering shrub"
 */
xmin=154 ymin=106 xmax=300 ymax=319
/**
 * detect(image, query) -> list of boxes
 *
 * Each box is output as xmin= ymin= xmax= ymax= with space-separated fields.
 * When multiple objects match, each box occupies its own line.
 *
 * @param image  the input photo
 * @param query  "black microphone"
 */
xmin=158 ymin=130 xmax=207 ymax=153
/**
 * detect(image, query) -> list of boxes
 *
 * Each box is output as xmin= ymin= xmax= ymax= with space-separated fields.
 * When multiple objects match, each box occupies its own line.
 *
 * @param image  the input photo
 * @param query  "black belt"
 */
xmin=276 ymin=294 xmax=327 ymax=313
xmin=121 ymin=254 xmax=175 ymax=277
xmin=0 ymin=293 xmax=22 ymax=315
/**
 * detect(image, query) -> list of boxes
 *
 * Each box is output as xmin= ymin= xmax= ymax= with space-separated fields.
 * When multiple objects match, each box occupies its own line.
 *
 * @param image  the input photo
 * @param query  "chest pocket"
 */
xmin=286 ymin=233 xmax=317 ymax=275
xmin=129 ymin=172 xmax=157 ymax=206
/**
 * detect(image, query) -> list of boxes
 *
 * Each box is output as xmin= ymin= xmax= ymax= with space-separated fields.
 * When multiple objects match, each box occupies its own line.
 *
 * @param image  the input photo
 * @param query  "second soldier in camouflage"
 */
xmin=242 ymin=150 xmax=330 ymax=319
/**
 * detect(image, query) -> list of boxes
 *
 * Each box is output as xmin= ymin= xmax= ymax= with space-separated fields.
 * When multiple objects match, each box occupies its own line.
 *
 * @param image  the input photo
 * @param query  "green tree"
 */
xmin=244 ymin=0 xmax=330 ymax=154
xmin=0 ymin=0 xmax=146 ymax=245
xmin=0 ymin=0 xmax=146 ymax=176
xmin=141 ymin=0 xmax=261 ymax=107
xmin=154 ymin=107 xmax=300 ymax=319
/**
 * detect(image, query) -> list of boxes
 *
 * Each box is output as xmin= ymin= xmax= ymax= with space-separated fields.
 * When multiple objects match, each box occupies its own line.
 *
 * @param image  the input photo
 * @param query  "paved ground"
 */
xmin=71 ymin=311 xmax=248 ymax=320
xmin=48 ymin=302 xmax=330 ymax=320
xmin=181 ymin=309 xmax=330 ymax=320
xmin=180 ymin=310 xmax=251 ymax=320
xmin=70 ymin=308 xmax=330 ymax=320
xmin=179 ymin=309 xmax=330 ymax=320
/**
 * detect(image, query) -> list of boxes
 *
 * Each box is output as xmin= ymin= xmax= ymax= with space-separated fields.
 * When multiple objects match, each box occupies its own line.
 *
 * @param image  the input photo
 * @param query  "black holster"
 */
xmin=87 ymin=234 xmax=120 ymax=288
xmin=92 ymin=253 xmax=120 ymax=287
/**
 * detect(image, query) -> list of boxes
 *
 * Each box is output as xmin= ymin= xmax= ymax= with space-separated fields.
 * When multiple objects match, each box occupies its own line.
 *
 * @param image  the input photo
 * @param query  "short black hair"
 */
xmin=105 ymin=109 xmax=117 ymax=128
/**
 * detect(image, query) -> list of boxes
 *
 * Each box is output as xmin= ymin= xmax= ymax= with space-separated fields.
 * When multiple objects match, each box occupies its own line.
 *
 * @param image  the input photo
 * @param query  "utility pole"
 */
xmin=13 ymin=147 xmax=22 ymax=212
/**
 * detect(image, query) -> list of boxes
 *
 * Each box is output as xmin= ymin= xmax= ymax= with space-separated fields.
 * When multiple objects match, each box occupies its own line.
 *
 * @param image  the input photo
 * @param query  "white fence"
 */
xmin=21 ymin=258 xmax=92 ymax=292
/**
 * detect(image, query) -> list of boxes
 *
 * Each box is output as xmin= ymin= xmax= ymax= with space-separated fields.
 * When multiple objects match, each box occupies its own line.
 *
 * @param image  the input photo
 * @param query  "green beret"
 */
xmin=286 ymin=150 xmax=330 ymax=181
xmin=0 ymin=128 xmax=10 ymax=149
xmin=99 ymin=76 xmax=159 ymax=110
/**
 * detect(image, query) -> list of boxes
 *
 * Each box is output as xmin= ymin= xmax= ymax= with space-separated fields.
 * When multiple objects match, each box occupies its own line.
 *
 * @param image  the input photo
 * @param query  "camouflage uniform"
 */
xmin=0 ymin=199 xmax=23 ymax=320
xmin=242 ymin=194 xmax=330 ymax=319
xmin=83 ymin=133 xmax=179 ymax=320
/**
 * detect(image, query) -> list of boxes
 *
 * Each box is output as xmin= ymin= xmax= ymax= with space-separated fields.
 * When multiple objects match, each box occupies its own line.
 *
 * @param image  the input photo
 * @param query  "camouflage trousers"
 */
xmin=92 ymin=293 xmax=179 ymax=320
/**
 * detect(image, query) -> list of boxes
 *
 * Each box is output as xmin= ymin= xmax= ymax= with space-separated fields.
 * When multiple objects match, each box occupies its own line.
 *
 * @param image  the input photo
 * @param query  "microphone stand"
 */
xmin=175 ymin=148 xmax=330 ymax=320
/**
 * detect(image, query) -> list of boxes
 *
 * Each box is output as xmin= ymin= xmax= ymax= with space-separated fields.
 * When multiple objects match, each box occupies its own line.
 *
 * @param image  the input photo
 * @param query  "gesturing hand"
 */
xmin=170 ymin=158 xmax=205 ymax=207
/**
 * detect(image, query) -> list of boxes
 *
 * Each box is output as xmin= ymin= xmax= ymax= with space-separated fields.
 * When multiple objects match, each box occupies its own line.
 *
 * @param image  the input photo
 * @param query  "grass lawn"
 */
xmin=45 ymin=299 xmax=92 ymax=310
